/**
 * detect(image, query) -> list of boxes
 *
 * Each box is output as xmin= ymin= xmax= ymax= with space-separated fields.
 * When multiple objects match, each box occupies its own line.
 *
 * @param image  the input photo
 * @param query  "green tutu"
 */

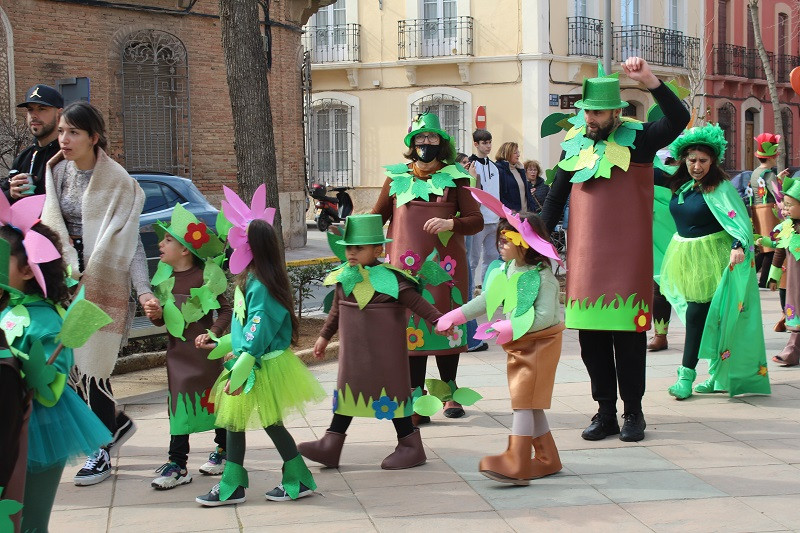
xmin=660 ymin=230 xmax=732 ymax=303
xmin=211 ymin=348 xmax=325 ymax=432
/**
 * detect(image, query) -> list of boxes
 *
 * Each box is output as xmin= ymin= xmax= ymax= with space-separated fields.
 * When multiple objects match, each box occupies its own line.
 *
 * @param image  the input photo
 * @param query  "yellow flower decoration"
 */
xmin=406 ymin=327 xmax=425 ymax=350
xmin=758 ymin=365 xmax=768 ymax=376
xmin=501 ymin=230 xmax=529 ymax=249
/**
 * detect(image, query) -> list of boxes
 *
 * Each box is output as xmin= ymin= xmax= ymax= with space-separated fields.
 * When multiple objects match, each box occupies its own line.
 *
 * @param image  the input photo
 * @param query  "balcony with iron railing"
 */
xmin=302 ymin=23 xmax=361 ymax=63
xmin=398 ymin=16 xmax=474 ymax=60
xmin=712 ymin=45 xmax=800 ymax=82
xmin=776 ymin=53 xmax=800 ymax=82
xmin=567 ymin=17 xmax=700 ymax=69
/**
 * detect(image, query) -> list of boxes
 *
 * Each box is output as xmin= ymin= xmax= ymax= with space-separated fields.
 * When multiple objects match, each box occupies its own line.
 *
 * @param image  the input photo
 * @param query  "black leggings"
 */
xmin=683 ymin=301 xmax=712 ymax=369
xmin=652 ymin=282 xmax=672 ymax=329
xmin=578 ymin=330 xmax=646 ymax=416
xmin=226 ymin=423 xmax=298 ymax=466
xmin=328 ymin=413 xmax=414 ymax=439
xmin=409 ymin=354 xmax=460 ymax=390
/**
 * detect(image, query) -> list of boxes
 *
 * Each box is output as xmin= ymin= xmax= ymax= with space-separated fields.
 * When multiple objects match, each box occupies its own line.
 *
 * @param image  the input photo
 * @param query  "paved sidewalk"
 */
xmin=51 ymin=289 xmax=800 ymax=532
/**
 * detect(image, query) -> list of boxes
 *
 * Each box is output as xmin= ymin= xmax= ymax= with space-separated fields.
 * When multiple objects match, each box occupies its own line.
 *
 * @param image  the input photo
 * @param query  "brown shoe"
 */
xmin=647 ymin=334 xmax=668 ymax=352
xmin=479 ymin=435 xmax=534 ymax=485
xmin=530 ymin=432 xmax=562 ymax=479
xmin=380 ymin=429 xmax=427 ymax=470
xmin=774 ymin=317 xmax=787 ymax=332
xmin=297 ymin=431 xmax=346 ymax=468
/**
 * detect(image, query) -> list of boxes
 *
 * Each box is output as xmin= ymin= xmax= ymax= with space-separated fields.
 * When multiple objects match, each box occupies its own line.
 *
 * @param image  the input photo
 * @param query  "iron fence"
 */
xmin=776 ymin=54 xmax=800 ymax=83
xmin=398 ymin=16 xmax=473 ymax=59
xmin=302 ymin=23 xmax=360 ymax=63
xmin=713 ymin=44 xmax=775 ymax=80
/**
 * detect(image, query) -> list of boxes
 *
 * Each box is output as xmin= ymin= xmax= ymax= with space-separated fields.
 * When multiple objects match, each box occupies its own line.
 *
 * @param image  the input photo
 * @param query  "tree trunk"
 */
xmin=218 ymin=0 xmax=283 ymax=247
xmin=749 ymin=0 xmax=787 ymax=171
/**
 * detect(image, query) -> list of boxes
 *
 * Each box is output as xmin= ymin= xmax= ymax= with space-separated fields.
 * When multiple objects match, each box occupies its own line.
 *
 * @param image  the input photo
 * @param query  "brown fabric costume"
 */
xmin=149 ymin=266 xmax=232 ymax=434
xmin=752 ymin=203 xmax=780 ymax=252
xmin=320 ymin=276 xmax=442 ymax=417
xmin=372 ymin=163 xmax=483 ymax=356
xmin=503 ymin=323 xmax=565 ymax=409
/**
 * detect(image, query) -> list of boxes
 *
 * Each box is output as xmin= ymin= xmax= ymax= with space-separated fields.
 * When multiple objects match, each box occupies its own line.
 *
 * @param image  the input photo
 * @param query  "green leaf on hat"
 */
xmin=58 ymin=286 xmax=112 ymax=348
xmin=181 ymin=295 xmax=206 ymax=323
xmin=368 ymin=265 xmax=399 ymax=299
xmin=425 ymin=378 xmax=454 ymax=402
xmin=151 ymin=261 xmax=174 ymax=287
xmin=388 ymin=173 xmax=412 ymax=197
xmin=207 ymin=332 xmax=232 ymax=360
xmin=452 ymin=387 xmax=482 ymax=406
xmin=1 ymin=305 xmax=30 ymax=346
xmin=413 ymin=394 xmax=443 ymax=416
xmin=605 ymin=141 xmax=631 ymax=171
xmin=326 ymin=227 xmax=347 ymax=261
xmin=163 ymin=300 xmax=186 ymax=341
xmin=216 ymin=208 xmax=233 ymax=241
xmin=339 ymin=265 xmax=364 ymax=296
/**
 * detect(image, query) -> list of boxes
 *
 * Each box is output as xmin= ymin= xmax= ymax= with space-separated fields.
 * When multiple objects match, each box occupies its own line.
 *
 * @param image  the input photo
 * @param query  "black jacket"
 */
xmin=495 ymin=159 xmax=537 ymax=213
xmin=2 ymin=139 xmax=60 ymax=203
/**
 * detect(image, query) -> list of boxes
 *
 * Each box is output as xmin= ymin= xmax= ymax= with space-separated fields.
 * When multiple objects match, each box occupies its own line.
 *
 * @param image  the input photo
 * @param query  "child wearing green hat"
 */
xmin=143 ymin=204 xmax=232 ymax=489
xmin=299 ymin=214 xmax=449 ymax=470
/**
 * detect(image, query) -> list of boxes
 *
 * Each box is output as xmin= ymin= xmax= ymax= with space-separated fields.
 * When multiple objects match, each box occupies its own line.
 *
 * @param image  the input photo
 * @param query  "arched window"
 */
xmin=311 ymin=98 xmax=353 ymax=187
xmin=410 ymin=93 xmax=467 ymax=153
xmin=718 ymin=102 xmax=737 ymax=170
xmin=782 ymin=107 xmax=793 ymax=168
xmin=121 ymin=30 xmax=191 ymax=177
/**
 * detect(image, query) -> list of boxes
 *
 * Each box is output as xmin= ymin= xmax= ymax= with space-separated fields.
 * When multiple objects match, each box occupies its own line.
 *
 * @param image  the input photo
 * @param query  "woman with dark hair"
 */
xmin=371 ymin=112 xmax=483 ymax=421
xmin=41 ymin=101 xmax=153 ymax=486
xmin=659 ymin=124 xmax=769 ymax=400
xmin=494 ymin=142 xmax=536 ymax=214
xmin=524 ymin=160 xmax=549 ymax=214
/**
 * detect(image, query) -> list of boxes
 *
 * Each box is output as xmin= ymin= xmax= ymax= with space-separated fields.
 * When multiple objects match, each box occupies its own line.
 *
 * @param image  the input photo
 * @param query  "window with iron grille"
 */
xmin=718 ymin=102 xmax=737 ymax=169
xmin=311 ymin=98 xmax=353 ymax=187
xmin=121 ymin=30 xmax=191 ymax=177
xmin=410 ymin=93 xmax=466 ymax=154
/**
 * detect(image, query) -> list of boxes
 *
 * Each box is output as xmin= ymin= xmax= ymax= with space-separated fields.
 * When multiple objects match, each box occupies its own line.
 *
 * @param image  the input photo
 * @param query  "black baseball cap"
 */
xmin=17 ymin=84 xmax=64 ymax=108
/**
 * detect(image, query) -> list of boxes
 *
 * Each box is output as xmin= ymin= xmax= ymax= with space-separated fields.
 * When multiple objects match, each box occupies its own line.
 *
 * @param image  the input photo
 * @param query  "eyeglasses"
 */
xmin=414 ymin=133 xmax=441 ymax=144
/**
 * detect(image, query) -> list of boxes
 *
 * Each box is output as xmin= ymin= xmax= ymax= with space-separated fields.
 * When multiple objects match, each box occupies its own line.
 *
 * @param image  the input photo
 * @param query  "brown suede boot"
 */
xmin=380 ymin=429 xmax=426 ymax=470
xmin=297 ymin=431 xmax=346 ymax=468
xmin=647 ymin=334 xmax=668 ymax=352
xmin=478 ymin=435 xmax=534 ymax=485
xmin=774 ymin=317 xmax=787 ymax=332
xmin=530 ymin=431 xmax=562 ymax=479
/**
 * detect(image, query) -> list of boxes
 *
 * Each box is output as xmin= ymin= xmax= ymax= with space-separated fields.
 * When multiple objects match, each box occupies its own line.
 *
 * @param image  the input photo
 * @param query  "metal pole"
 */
xmin=603 ymin=0 xmax=612 ymax=74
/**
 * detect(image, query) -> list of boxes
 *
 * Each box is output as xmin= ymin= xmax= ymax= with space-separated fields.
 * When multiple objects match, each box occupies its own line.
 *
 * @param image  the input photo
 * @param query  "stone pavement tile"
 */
xmin=641 ymin=421 xmax=737 ymax=446
xmin=665 ymin=398 xmax=771 ymax=423
xmin=498 ymin=504 xmax=650 ymax=532
xmin=553 ymin=427 xmax=642 ymax=452
xmin=467 ymin=475 xmax=609 ymax=510
xmin=622 ymin=496 xmax=786 ymax=533
xmin=552 ymin=381 xmax=593 ymax=398
xmin=236 ymin=490 xmax=368 ymax=527
xmin=584 ymin=469 xmax=726 ymax=503
xmin=338 ymin=457 xmax=462 ymax=490
xmin=450 ymin=372 xmax=509 ymax=388
xmin=689 ymin=464 xmax=800 ymax=497
xmin=402 ymin=414 xmax=509 ymax=440
xmin=109 ymin=502 xmax=238 ymax=532
xmin=354 ymin=481 xmax=491 ymax=518
xmin=563 ymin=447 xmax=679 ymax=476
xmin=742 ymin=438 xmax=800 ymax=464
xmin=756 ymin=383 xmax=800 ymax=400
xmin=50 ymin=506 xmax=109 ymax=533
xmin=122 ymin=401 xmax=167 ymax=420
xmin=702 ymin=417 xmax=800 ymax=441
xmin=52 ymin=476 xmax=113 ymax=511
xmin=245 ymin=519 xmax=377 ymax=532
xmin=650 ymin=440 xmax=781 ymax=470
xmin=739 ymin=494 xmax=800 ymax=530
xmin=553 ymin=365 xmax=591 ymax=383
xmin=372 ymin=510 xmax=514 ymax=532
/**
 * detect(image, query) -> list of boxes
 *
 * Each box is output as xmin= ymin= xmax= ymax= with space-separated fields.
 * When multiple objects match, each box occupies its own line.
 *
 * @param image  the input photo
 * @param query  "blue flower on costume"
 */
xmin=372 ymin=396 xmax=398 ymax=420
xmin=332 ymin=390 xmax=339 ymax=413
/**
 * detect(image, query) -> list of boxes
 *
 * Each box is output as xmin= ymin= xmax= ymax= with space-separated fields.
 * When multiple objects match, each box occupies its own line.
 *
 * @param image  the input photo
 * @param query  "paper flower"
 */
xmin=502 ymin=229 xmax=529 ymax=248
xmin=372 ymin=395 xmax=397 ymax=420
xmin=758 ymin=187 xmax=766 ymax=198
xmin=0 ymin=194 xmax=61 ymax=296
xmin=332 ymin=389 xmax=339 ymax=413
xmin=439 ymin=255 xmax=457 ymax=276
xmin=720 ymin=349 xmax=731 ymax=360
xmin=757 ymin=177 xmax=766 ymax=187
xmin=406 ymin=327 xmax=425 ymax=349
xmin=199 ymin=388 xmax=215 ymax=414
xmin=745 ymin=186 xmax=753 ymax=197
xmin=184 ymin=222 xmax=210 ymax=249
xmin=221 ymin=184 xmax=277 ymax=274
xmin=727 ymin=210 xmax=736 ymax=218
xmin=770 ymin=229 xmax=780 ymax=240
xmin=786 ymin=305 xmax=796 ymax=320
xmin=633 ymin=309 xmax=651 ymax=332
xmin=399 ymin=250 xmax=422 ymax=273
xmin=447 ymin=327 xmax=463 ymax=347
xmin=758 ymin=365 xmax=768 ymax=376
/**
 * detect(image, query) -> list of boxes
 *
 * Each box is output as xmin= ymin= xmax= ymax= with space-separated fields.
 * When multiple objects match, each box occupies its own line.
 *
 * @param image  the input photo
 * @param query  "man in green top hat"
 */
xmin=540 ymin=57 xmax=690 ymax=443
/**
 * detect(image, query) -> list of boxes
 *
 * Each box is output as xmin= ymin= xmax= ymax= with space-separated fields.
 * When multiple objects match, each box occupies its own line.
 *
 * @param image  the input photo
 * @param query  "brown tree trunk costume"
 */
xmin=503 ymin=324 xmax=565 ymax=409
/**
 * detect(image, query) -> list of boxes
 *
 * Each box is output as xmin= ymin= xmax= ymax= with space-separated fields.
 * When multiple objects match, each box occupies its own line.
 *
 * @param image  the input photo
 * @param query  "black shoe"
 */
xmin=581 ymin=413 xmax=620 ymax=441
xmin=619 ymin=412 xmax=646 ymax=442
xmin=74 ymin=448 xmax=113 ymax=486
xmin=467 ymin=342 xmax=489 ymax=353
xmin=196 ymin=483 xmax=246 ymax=507
xmin=110 ymin=412 xmax=137 ymax=450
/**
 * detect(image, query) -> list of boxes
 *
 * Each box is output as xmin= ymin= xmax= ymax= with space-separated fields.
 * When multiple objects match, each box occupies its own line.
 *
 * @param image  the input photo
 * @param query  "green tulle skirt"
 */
xmin=211 ymin=349 xmax=325 ymax=432
xmin=660 ymin=231 xmax=732 ymax=303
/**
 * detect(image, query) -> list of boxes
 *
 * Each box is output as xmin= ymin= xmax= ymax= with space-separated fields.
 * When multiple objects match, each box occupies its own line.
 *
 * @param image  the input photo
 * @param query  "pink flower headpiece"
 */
xmin=466 ymin=186 xmax=564 ymax=268
xmin=221 ymin=184 xmax=276 ymax=274
xmin=0 ymin=194 xmax=61 ymax=296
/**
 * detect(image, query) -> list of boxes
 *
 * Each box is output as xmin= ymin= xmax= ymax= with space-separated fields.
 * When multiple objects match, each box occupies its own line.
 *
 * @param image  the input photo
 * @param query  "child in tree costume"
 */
xmin=437 ymin=189 xmax=564 ymax=485
xmin=0 ymin=194 xmax=112 ymax=533
xmin=540 ymin=58 xmax=689 ymax=442
xmin=196 ymin=185 xmax=325 ymax=507
xmin=371 ymin=112 xmax=483 ymax=421
xmin=760 ymin=178 xmax=800 ymax=366
xmin=143 ymin=204 xmax=232 ymax=489
xmin=660 ymin=124 xmax=770 ymax=399
xmin=299 ymin=214 xmax=447 ymax=470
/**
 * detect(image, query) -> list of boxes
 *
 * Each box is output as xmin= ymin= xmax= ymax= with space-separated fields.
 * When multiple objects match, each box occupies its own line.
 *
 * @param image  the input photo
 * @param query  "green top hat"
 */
xmin=337 ymin=214 xmax=392 ymax=246
xmin=404 ymin=112 xmax=452 ymax=147
xmin=155 ymin=203 xmax=225 ymax=260
xmin=575 ymin=77 xmax=629 ymax=110
xmin=782 ymin=177 xmax=800 ymax=201
xmin=0 ymin=238 xmax=21 ymax=296
xmin=669 ymin=123 xmax=727 ymax=163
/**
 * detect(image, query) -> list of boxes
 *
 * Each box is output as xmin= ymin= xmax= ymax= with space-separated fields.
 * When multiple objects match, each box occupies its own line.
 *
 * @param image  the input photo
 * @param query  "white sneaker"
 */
xmin=151 ymin=462 xmax=192 ymax=490
xmin=74 ymin=448 xmax=112 ymax=486
xmin=199 ymin=449 xmax=226 ymax=475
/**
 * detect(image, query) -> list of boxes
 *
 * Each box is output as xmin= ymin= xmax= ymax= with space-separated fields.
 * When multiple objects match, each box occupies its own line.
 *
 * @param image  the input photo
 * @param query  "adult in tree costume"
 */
xmin=371 ymin=113 xmax=483 ymax=421
xmin=540 ymin=57 xmax=689 ymax=442
xmin=660 ymin=124 xmax=770 ymax=399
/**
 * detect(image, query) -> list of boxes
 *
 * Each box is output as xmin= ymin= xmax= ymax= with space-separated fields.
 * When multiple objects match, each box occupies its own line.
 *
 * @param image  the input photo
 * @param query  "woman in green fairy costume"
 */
xmin=371 ymin=113 xmax=483 ymax=422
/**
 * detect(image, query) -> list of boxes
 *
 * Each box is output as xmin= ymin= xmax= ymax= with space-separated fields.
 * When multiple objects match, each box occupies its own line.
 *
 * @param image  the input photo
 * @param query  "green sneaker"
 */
xmin=667 ymin=366 xmax=696 ymax=400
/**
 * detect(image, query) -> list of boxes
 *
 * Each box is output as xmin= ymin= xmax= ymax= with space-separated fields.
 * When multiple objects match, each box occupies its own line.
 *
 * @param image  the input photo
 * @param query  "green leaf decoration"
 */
xmin=368 ymin=265 xmax=399 ymax=299
xmin=411 ymin=178 xmax=432 ymax=202
xmin=326 ymin=227 xmax=347 ymax=261
xmin=243 ymin=369 xmax=256 ymax=394
xmin=485 ymin=268 xmax=507 ymax=317
xmin=419 ymin=260 xmax=451 ymax=286
xmin=35 ymin=372 xmax=65 ymax=407
xmin=425 ymin=378 xmax=454 ymax=402
xmin=323 ymin=289 xmax=335 ymax=313
xmin=620 ymin=117 xmax=644 ymax=130
xmin=191 ymin=284 xmax=222 ymax=315
xmin=0 ymin=305 xmax=30 ymax=346
xmin=413 ymin=394 xmax=444 ymax=416
xmin=395 ymin=187 xmax=416 ymax=207
xmin=451 ymin=285 xmax=463 ymax=305
xmin=181 ymin=295 xmax=206 ymax=324
xmin=208 ymin=332 xmax=232 ymax=360
xmin=515 ymin=269 xmax=541 ymax=317
xmin=558 ymin=154 xmax=580 ymax=172
xmin=545 ymin=168 xmax=557 ymax=185
xmin=0 ymin=492 xmax=23 ymax=531
xmin=229 ymin=352 xmax=256 ymax=392
xmin=541 ymin=112 xmax=574 ymax=137
xmin=151 ymin=261 xmax=174 ymax=287
xmin=572 ymin=165 xmax=597 ymax=183
xmin=596 ymin=156 xmax=614 ymax=179
xmin=422 ymin=288 xmax=434 ymax=304
xmin=604 ymin=141 xmax=631 ymax=171
xmin=437 ymin=230 xmax=454 ymax=247
xmin=612 ymin=126 xmax=637 ymax=148
xmin=163 ymin=300 xmax=186 ymax=340
xmin=385 ymin=163 xmax=410 ymax=175
xmin=568 ymin=113 xmax=585 ymax=126
xmin=153 ymin=275 xmax=176 ymax=305
xmin=339 ymin=265 xmax=364 ymax=295
xmin=204 ymin=261 xmax=227 ymax=296
xmin=430 ymin=171 xmax=457 ymax=193
xmin=351 ymin=279 xmax=376 ymax=309
xmin=58 ymin=287 xmax=113 ymax=348
xmin=503 ymin=272 xmax=524 ymax=314
xmin=561 ymin=134 xmax=585 ymax=158
xmin=233 ymin=286 xmax=246 ymax=324
xmin=511 ymin=305 xmax=537 ymax=340
xmin=19 ymin=341 xmax=58 ymax=404
xmin=388 ymin=173 xmax=413 ymax=198
xmin=665 ymin=80 xmax=691 ymax=101
xmin=452 ymin=387 xmax=483 ymax=406
xmin=216 ymin=208 xmax=233 ymax=240
xmin=323 ymin=266 xmax=342 ymax=287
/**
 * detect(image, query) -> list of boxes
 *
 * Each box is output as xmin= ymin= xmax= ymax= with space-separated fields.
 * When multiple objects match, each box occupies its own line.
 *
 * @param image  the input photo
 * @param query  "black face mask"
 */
xmin=415 ymin=144 xmax=440 ymax=163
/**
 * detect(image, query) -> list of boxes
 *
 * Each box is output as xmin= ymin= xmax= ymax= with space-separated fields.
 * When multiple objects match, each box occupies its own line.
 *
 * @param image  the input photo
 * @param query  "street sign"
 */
xmin=549 ymin=94 xmax=559 ymax=106
xmin=560 ymin=94 xmax=581 ymax=109
xmin=475 ymin=106 xmax=486 ymax=129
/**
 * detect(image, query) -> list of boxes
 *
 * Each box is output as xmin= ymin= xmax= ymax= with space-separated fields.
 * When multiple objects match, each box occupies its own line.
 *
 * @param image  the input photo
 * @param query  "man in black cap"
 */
xmin=2 ymin=84 xmax=64 ymax=203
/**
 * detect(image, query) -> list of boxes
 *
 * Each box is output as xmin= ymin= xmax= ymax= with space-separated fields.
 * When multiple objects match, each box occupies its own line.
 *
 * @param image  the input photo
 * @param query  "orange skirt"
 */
xmin=501 ymin=323 xmax=565 ymax=409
